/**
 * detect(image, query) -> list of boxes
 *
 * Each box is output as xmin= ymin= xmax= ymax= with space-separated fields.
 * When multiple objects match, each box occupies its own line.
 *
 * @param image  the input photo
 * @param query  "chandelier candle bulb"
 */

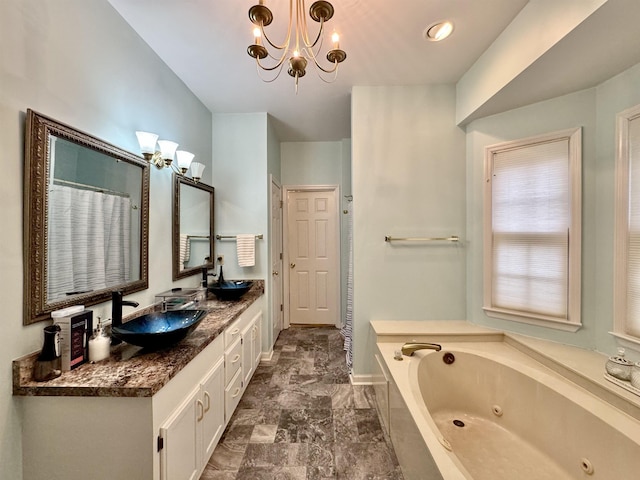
xmin=332 ymin=32 xmax=340 ymax=49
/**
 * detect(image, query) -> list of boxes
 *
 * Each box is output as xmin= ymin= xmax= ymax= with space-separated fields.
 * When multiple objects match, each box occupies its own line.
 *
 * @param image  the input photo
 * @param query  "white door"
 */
xmin=270 ymin=177 xmax=283 ymax=340
xmin=286 ymin=188 xmax=339 ymax=325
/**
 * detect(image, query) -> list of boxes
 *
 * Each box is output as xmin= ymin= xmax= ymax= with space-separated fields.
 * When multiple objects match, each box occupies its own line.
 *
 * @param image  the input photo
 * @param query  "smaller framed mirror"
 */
xmin=172 ymin=173 xmax=214 ymax=280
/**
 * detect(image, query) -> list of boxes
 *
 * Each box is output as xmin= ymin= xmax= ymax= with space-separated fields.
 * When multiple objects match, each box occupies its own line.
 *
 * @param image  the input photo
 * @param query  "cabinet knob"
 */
xmin=273 ymin=270 xmax=279 ymax=276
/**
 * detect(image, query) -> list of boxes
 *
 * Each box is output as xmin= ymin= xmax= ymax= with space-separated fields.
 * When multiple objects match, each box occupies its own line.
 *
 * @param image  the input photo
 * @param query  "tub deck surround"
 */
xmin=371 ymin=320 xmax=640 ymax=417
xmin=12 ymin=281 xmax=264 ymax=398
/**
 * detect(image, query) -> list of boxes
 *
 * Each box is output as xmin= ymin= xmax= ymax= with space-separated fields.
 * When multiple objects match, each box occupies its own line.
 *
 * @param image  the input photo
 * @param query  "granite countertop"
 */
xmin=13 ymin=281 xmax=264 ymax=398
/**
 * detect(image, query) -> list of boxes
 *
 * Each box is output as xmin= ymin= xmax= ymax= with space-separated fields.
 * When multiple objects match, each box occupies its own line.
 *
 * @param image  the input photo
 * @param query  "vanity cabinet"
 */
xmin=18 ymin=292 xmax=265 ymax=480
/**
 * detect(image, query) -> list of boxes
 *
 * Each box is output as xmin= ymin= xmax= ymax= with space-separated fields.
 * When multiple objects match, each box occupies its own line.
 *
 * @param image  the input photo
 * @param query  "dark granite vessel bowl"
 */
xmin=208 ymin=281 xmax=253 ymax=300
xmin=111 ymin=310 xmax=208 ymax=349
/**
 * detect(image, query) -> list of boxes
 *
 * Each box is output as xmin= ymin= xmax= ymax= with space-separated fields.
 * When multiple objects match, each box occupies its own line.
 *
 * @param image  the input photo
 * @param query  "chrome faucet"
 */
xmin=401 ymin=342 xmax=442 ymax=356
xmin=111 ymin=291 xmax=139 ymax=344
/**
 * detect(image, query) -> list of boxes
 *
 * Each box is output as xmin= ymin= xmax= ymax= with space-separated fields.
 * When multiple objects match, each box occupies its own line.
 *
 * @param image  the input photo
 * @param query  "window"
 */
xmin=483 ymin=128 xmax=582 ymax=331
xmin=614 ymin=105 xmax=640 ymax=344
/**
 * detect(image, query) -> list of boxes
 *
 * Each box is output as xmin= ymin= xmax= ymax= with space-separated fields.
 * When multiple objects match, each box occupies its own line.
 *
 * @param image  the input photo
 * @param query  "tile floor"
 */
xmin=200 ymin=326 xmax=404 ymax=480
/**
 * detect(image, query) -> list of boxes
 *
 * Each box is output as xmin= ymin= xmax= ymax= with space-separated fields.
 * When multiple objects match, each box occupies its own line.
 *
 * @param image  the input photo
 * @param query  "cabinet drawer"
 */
xmin=224 ymin=319 xmax=242 ymax=348
xmin=224 ymin=338 xmax=242 ymax=385
xmin=224 ymin=368 xmax=243 ymax=422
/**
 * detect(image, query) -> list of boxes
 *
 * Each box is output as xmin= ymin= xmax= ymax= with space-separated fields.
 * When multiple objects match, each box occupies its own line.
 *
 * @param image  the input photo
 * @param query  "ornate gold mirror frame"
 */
xmin=23 ymin=109 xmax=150 ymax=325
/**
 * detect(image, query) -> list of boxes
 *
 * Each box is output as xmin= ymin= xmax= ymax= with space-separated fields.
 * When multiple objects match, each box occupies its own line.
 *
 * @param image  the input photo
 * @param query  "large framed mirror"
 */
xmin=24 ymin=109 xmax=150 ymax=325
xmin=172 ymin=174 xmax=214 ymax=280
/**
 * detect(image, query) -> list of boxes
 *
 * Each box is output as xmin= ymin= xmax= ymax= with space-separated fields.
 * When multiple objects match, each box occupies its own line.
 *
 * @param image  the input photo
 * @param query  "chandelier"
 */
xmin=247 ymin=0 xmax=347 ymax=92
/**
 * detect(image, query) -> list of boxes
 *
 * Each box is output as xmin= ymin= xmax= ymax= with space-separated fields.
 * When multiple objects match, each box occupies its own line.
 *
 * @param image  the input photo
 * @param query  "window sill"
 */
xmin=609 ymin=331 xmax=640 ymax=354
xmin=483 ymin=306 xmax=582 ymax=332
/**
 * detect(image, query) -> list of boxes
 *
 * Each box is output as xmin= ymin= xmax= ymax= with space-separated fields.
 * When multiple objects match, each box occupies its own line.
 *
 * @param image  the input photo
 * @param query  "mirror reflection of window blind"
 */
xmin=627 ymin=116 xmax=640 ymax=337
xmin=491 ymin=139 xmax=569 ymax=319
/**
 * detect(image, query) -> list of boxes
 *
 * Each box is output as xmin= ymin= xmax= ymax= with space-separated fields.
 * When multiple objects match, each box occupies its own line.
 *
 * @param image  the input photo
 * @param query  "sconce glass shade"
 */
xmin=135 ymin=131 xmax=159 ymax=155
xmin=157 ymin=140 xmax=179 ymax=165
xmin=176 ymin=150 xmax=195 ymax=174
xmin=190 ymin=162 xmax=205 ymax=182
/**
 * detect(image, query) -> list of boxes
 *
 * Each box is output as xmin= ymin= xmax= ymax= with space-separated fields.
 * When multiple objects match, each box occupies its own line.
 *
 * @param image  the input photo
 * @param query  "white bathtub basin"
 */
xmin=374 ymin=340 xmax=640 ymax=480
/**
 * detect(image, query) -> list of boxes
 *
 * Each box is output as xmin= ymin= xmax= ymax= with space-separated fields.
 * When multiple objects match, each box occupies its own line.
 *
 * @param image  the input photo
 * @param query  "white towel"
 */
xmin=179 ymin=234 xmax=191 ymax=268
xmin=236 ymin=234 xmax=255 ymax=267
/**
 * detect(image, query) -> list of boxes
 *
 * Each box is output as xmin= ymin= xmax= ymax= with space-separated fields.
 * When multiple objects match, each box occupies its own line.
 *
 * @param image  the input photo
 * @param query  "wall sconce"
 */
xmin=135 ymin=131 xmax=205 ymax=182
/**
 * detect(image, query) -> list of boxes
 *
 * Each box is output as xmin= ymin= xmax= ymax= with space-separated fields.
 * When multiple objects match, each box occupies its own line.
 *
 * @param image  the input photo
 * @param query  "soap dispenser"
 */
xmin=197 ymin=267 xmax=209 ymax=303
xmin=33 ymin=324 xmax=62 ymax=382
xmin=88 ymin=318 xmax=110 ymax=363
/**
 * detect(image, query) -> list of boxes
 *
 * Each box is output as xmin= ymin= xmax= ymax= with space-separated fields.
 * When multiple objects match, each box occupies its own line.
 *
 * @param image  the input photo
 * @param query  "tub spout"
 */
xmin=401 ymin=342 xmax=442 ymax=356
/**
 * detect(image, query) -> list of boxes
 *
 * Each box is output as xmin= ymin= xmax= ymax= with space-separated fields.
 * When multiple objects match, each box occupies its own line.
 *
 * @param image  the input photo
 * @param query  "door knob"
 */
xmin=290 ymin=263 xmax=296 ymax=268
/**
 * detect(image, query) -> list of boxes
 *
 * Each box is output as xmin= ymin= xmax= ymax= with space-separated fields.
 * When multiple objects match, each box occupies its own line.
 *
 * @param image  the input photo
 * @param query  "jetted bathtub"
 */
xmin=374 ymin=340 xmax=640 ymax=480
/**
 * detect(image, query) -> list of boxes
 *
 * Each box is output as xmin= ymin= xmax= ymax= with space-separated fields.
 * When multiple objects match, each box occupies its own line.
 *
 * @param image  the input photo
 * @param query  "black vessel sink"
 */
xmin=111 ymin=310 xmax=207 ymax=349
xmin=208 ymin=281 xmax=253 ymax=301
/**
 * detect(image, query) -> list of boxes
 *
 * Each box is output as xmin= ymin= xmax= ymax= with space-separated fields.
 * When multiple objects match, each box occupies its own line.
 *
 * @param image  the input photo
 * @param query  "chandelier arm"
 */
xmin=259 ymin=0 xmax=294 ymax=51
xmin=301 ymin=13 xmax=324 ymax=50
xmin=256 ymin=59 xmax=286 ymax=83
xmin=314 ymin=66 xmax=340 ymax=83
xmin=307 ymin=54 xmax=339 ymax=74
xmin=256 ymin=54 xmax=289 ymax=72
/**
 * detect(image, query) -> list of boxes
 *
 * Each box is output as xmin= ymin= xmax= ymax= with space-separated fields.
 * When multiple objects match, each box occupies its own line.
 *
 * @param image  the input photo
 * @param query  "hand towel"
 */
xmin=179 ymin=234 xmax=191 ymax=268
xmin=236 ymin=234 xmax=255 ymax=267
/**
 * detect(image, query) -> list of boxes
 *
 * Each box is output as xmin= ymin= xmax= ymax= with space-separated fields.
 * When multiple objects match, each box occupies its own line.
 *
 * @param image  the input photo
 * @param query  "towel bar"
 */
xmin=215 ymin=234 xmax=263 ymax=240
xmin=384 ymin=235 xmax=459 ymax=243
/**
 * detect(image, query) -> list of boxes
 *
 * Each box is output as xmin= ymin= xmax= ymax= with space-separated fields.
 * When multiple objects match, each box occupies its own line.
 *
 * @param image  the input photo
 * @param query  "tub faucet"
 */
xmin=401 ymin=342 xmax=442 ymax=356
xmin=111 ymin=291 xmax=139 ymax=344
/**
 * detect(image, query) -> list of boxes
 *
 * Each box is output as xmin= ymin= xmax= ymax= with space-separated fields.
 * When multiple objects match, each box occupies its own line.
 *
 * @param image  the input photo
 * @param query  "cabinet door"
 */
xmin=159 ymin=386 xmax=202 ymax=480
xmin=241 ymin=322 xmax=254 ymax=386
xmin=201 ymin=357 xmax=225 ymax=463
xmin=253 ymin=312 xmax=262 ymax=368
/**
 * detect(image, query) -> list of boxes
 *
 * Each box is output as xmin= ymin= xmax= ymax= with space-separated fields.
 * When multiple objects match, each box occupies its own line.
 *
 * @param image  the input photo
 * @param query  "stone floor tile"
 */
xmin=206 ymin=442 xmax=248 ymax=472
xmin=250 ymin=424 xmax=278 ymax=443
xmin=220 ymin=424 xmax=254 ymax=445
xmin=354 ymin=409 xmax=385 ymax=442
xmin=236 ymin=466 xmax=307 ymax=480
xmin=334 ymin=443 xmax=397 ymax=480
xmin=275 ymin=409 xmax=334 ymax=443
xmin=240 ymin=443 xmax=308 ymax=468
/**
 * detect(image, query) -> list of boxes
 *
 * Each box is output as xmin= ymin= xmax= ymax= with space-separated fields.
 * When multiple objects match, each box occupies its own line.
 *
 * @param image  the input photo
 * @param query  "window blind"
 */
xmin=626 ymin=115 xmax=640 ymax=337
xmin=491 ymin=139 xmax=570 ymax=319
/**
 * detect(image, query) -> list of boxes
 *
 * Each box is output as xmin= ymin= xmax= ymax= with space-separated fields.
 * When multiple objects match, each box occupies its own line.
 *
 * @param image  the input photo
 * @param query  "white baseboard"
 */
xmin=349 ymin=372 xmax=373 ymax=385
xmin=260 ymin=349 xmax=274 ymax=362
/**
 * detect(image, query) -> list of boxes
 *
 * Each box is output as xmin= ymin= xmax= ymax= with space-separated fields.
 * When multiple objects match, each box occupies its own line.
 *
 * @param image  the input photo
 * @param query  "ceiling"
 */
xmin=107 ymin=0 xmax=529 ymax=142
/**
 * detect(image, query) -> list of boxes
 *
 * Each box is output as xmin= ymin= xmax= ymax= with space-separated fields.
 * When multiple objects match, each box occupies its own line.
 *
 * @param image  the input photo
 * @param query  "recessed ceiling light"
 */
xmin=424 ymin=21 xmax=454 ymax=42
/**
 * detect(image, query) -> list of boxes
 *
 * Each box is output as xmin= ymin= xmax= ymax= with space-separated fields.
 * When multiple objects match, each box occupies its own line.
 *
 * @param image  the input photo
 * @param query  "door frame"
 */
xmin=269 ymin=175 xmax=283 ymax=348
xmin=283 ymin=185 xmax=341 ymax=328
